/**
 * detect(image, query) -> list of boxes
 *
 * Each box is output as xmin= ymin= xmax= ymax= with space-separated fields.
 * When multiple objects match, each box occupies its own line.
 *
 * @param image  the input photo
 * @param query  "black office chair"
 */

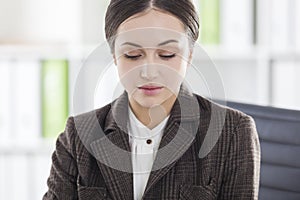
xmin=226 ymin=101 xmax=300 ymax=200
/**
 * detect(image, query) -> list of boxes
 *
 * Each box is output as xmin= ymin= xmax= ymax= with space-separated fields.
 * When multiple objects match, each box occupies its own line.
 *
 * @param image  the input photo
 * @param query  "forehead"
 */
xmin=115 ymin=9 xmax=188 ymax=49
xmin=115 ymin=28 xmax=188 ymax=49
xmin=117 ymin=9 xmax=186 ymax=35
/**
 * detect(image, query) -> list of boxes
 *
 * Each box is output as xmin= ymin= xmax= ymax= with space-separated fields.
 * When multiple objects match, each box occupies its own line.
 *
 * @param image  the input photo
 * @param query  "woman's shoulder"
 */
xmin=193 ymin=94 xmax=255 ymax=130
xmin=73 ymin=103 xmax=112 ymax=125
xmin=60 ymin=102 xmax=113 ymax=140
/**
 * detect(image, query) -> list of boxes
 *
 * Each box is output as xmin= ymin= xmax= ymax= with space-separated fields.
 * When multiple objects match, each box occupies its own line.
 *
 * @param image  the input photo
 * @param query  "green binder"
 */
xmin=41 ymin=59 xmax=69 ymax=139
xmin=199 ymin=0 xmax=220 ymax=44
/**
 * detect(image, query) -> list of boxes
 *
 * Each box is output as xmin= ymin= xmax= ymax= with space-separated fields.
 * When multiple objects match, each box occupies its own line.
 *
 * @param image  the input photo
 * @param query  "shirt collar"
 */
xmin=127 ymin=105 xmax=170 ymax=140
xmin=104 ymin=83 xmax=201 ymax=133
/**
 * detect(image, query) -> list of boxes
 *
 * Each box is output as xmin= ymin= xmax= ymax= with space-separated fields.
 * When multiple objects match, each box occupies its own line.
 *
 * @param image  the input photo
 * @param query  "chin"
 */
xmin=131 ymin=91 xmax=174 ymax=109
xmin=135 ymin=97 xmax=163 ymax=108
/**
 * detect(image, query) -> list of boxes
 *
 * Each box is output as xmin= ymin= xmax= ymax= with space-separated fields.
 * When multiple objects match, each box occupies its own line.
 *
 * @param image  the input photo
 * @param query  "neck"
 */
xmin=129 ymin=95 xmax=177 ymax=129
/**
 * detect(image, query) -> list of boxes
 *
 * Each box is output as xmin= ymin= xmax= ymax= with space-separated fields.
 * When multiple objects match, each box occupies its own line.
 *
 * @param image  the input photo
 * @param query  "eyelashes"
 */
xmin=124 ymin=53 xmax=176 ymax=60
xmin=124 ymin=54 xmax=142 ymax=60
xmin=160 ymin=54 xmax=176 ymax=59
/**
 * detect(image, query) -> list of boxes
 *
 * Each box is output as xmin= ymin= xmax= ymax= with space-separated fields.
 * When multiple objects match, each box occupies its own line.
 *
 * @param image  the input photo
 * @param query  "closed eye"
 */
xmin=124 ymin=54 xmax=142 ymax=60
xmin=160 ymin=54 xmax=176 ymax=59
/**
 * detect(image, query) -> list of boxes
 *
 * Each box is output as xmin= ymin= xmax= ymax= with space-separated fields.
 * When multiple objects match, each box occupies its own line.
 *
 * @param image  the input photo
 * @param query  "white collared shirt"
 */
xmin=127 ymin=106 xmax=169 ymax=200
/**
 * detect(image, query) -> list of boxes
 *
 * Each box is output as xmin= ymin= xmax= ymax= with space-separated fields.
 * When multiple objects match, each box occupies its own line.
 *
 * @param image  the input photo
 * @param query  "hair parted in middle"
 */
xmin=105 ymin=0 xmax=200 ymax=53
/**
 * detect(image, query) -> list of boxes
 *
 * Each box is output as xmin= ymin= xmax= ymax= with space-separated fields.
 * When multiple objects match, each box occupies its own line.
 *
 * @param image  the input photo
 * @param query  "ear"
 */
xmin=113 ymin=54 xmax=117 ymax=66
xmin=187 ymin=49 xmax=193 ymax=67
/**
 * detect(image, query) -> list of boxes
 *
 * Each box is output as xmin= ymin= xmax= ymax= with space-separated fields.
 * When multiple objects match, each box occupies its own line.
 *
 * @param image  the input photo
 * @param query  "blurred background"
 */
xmin=0 ymin=0 xmax=299 ymax=199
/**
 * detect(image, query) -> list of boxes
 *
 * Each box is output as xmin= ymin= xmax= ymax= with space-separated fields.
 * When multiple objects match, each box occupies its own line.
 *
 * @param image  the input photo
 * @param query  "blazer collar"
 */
xmin=104 ymin=83 xmax=200 ymax=132
xmin=90 ymin=83 xmax=201 ymax=200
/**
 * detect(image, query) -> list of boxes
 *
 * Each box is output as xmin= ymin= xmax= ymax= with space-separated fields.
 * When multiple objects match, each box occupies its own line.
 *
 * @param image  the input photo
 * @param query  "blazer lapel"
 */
xmin=143 ymin=85 xmax=201 ymax=196
xmin=90 ymin=128 xmax=133 ymax=200
xmin=90 ymin=93 xmax=134 ymax=200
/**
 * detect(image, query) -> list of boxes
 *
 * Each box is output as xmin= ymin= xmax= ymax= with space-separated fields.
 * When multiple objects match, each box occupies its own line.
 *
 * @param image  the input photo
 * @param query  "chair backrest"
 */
xmin=226 ymin=101 xmax=300 ymax=200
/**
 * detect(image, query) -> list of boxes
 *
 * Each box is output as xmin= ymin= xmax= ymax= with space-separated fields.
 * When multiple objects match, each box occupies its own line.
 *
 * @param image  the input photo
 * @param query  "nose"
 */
xmin=140 ymin=55 xmax=159 ymax=80
xmin=140 ymin=63 xmax=159 ymax=80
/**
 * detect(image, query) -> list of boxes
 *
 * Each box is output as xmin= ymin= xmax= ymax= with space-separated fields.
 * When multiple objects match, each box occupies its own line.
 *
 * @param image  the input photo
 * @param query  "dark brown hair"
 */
xmin=105 ymin=0 xmax=199 ymax=52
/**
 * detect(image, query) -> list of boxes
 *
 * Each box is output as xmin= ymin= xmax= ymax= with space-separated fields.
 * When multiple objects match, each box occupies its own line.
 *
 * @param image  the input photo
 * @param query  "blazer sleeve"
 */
xmin=218 ymin=115 xmax=261 ymax=200
xmin=43 ymin=117 xmax=79 ymax=200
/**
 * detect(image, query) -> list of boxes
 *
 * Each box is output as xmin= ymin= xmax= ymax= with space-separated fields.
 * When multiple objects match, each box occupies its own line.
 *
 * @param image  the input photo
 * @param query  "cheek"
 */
xmin=157 ymin=61 xmax=186 ymax=93
xmin=117 ymin=63 xmax=126 ymax=77
xmin=117 ymin=61 xmax=130 ymax=84
xmin=166 ymin=58 xmax=187 ymax=76
xmin=117 ymin=58 xmax=142 ymax=71
xmin=116 ymin=60 xmax=142 ymax=93
xmin=117 ymin=60 xmax=133 ymax=78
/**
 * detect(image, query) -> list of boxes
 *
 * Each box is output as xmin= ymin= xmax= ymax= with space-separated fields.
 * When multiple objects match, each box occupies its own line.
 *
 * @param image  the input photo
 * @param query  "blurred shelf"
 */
xmin=199 ymin=45 xmax=261 ymax=61
xmin=0 ymin=43 xmax=98 ymax=60
xmin=0 ymin=138 xmax=56 ymax=155
xmin=269 ymin=52 xmax=300 ymax=61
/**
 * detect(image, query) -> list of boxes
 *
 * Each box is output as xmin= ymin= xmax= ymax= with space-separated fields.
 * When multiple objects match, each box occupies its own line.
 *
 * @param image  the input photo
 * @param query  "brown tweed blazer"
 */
xmin=43 ymin=86 xmax=260 ymax=200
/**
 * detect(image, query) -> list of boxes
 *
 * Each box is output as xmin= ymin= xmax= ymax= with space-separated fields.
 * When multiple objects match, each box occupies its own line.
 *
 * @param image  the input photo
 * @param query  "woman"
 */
xmin=43 ymin=0 xmax=260 ymax=199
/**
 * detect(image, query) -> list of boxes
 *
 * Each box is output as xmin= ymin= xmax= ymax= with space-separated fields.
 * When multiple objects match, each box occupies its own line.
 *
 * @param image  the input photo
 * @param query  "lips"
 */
xmin=138 ymin=85 xmax=163 ymax=90
xmin=138 ymin=85 xmax=163 ymax=95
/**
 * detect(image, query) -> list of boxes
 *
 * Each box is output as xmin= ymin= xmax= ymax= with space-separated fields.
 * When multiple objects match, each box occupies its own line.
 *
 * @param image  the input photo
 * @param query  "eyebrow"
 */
xmin=158 ymin=39 xmax=178 ymax=46
xmin=121 ymin=39 xmax=179 ymax=47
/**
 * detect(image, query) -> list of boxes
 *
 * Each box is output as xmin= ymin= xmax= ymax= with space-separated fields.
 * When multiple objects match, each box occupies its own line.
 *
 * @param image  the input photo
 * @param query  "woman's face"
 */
xmin=114 ymin=9 xmax=192 ymax=109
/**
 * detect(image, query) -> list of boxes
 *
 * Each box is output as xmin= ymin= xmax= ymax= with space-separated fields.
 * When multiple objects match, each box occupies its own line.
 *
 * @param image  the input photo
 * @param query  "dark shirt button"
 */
xmin=146 ymin=139 xmax=152 ymax=144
